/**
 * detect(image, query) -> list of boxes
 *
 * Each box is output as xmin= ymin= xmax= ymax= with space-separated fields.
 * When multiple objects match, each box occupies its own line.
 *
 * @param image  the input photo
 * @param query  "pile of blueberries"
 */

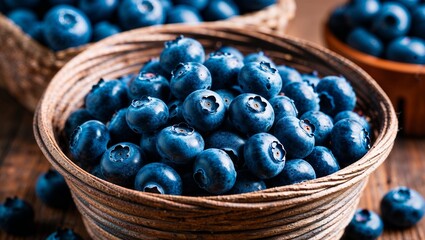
xmin=328 ymin=0 xmax=425 ymax=64
xmin=65 ymin=35 xmax=371 ymax=197
xmin=0 ymin=0 xmax=275 ymax=51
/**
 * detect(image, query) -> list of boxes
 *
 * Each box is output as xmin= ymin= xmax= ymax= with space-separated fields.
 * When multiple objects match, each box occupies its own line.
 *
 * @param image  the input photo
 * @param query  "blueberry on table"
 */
xmin=35 ymin=169 xmax=72 ymax=208
xmin=85 ymin=79 xmax=129 ymax=122
xmin=276 ymin=65 xmax=303 ymax=89
xmin=380 ymin=186 xmax=425 ymax=228
xmin=170 ymin=62 xmax=212 ymax=100
xmin=79 ymin=0 xmax=118 ymax=23
xmin=305 ymin=146 xmax=340 ymax=178
xmin=274 ymin=116 xmax=315 ymax=159
xmin=92 ymin=21 xmax=121 ymax=42
xmin=43 ymin=5 xmax=92 ymax=51
xmin=244 ymin=133 xmax=286 ymax=179
xmin=128 ymin=72 xmax=170 ymax=101
xmin=64 ymin=109 xmax=94 ymax=140
xmin=346 ymin=28 xmax=384 ymax=57
xmin=100 ymin=142 xmax=145 ymax=187
xmin=386 ymin=37 xmax=425 ymax=64
xmin=141 ymin=58 xmax=171 ymax=80
xmin=193 ymin=148 xmax=237 ymax=194
xmin=370 ymin=2 xmax=411 ymax=41
xmin=216 ymin=46 xmax=244 ymax=62
xmin=69 ymin=120 xmax=110 ymax=169
xmin=126 ymin=96 xmax=169 ymax=134
xmin=46 ymin=228 xmax=83 ymax=240
xmin=316 ymin=76 xmax=356 ymax=117
xmin=173 ymin=0 xmax=208 ymax=10
xmin=300 ymin=111 xmax=333 ymax=146
xmin=411 ymin=5 xmax=425 ymax=40
xmin=0 ymin=197 xmax=34 ymax=235
xmin=267 ymin=159 xmax=316 ymax=187
xmin=228 ymin=93 xmax=275 ymax=135
xmin=228 ymin=169 xmax=266 ymax=194
xmin=166 ymin=5 xmax=202 ymax=24
xmin=205 ymin=130 xmax=245 ymax=170
xmin=334 ymin=110 xmax=371 ymax=134
xmin=343 ymin=209 xmax=383 ymax=240
xmin=156 ymin=123 xmax=204 ymax=164
xmin=203 ymin=0 xmax=240 ymax=21
xmin=282 ymin=81 xmax=319 ymax=116
xmin=118 ymin=0 xmax=165 ymax=30
xmin=215 ymin=89 xmax=238 ymax=109
xmin=243 ymin=51 xmax=276 ymax=67
xmin=344 ymin=0 xmax=380 ymax=27
xmin=134 ymin=162 xmax=182 ymax=195
xmin=108 ymin=108 xmax=140 ymax=144
xmin=331 ymin=119 xmax=370 ymax=167
xmin=160 ymin=36 xmax=205 ymax=73
xmin=204 ymin=51 xmax=242 ymax=90
xmin=238 ymin=61 xmax=282 ymax=99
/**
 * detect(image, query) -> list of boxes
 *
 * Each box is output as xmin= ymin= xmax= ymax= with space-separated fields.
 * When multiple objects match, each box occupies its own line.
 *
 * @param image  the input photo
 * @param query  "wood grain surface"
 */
xmin=1 ymin=0 xmax=424 ymax=239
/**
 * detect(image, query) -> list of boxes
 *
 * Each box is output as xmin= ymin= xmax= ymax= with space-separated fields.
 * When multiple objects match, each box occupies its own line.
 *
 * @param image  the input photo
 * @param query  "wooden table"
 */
xmin=1 ymin=0 xmax=425 ymax=239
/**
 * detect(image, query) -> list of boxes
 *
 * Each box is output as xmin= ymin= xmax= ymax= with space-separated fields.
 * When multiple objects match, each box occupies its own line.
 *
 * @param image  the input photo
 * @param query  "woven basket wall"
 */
xmin=34 ymin=24 xmax=398 ymax=240
xmin=0 ymin=0 xmax=295 ymax=111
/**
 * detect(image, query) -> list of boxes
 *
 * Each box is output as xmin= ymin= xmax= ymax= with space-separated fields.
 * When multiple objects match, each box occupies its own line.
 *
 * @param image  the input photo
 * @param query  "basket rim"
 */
xmin=323 ymin=24 xmax=425 ymax=74
xmin=34 ymin=23 xmax=398 ymax=206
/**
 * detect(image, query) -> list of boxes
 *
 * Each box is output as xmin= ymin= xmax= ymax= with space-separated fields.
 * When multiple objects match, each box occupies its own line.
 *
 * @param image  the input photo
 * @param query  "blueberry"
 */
xmin=344 ymin=209 xmax=384 ymax=240
xmin=100 ymin=142 xmax=145 ymax=187
xmin=64 ymin=109 xmax=94 ymax=140
xmin=282 ymin=81 xmax=320 ymax=116
xmin=160 ymin=36 xmax=205 ymax=73
xmin=126 ymin=96 xmax=169 ymax=134
xmin=158 ymin=0 xmax=172 ymax=12
xmin=386 ymin=37 xmax=425 ymax=64
xmin=267 ymin=159 xmax=316 ymax=187
xmin=244 ymin=133 xmax=286 ymax=179
xmin=134 ymin=162 xmax=182 ymax=195
xmin=217 ymin=46 xmax=244 ymax=62
xmin=276 ymin=65 xmax=303 ymax=89
xmin=243 ymin=51 xmax=275 ymax=67
xmin=108 ymin=108 xmax=140 ymax=144
xmin=274 ymin=116 xmax=315 ymax=159
xmin=128 ymin=72 xmax=170 ymax=101
xmin=238 ymin=61 xmax=282 ymax=99
xmin=269 ymin=95 xmax=298 ymax=122
xmin=228 ymin=170 xmax=266 ymax=194
xmin=203 ymin=0 xmax=240 ymax=21
xmin=205 ymin=130 xmax=246 ymax=169
xmin=78 ymin=0 xmax=119 ymax=23
xmin=43 ymin=5 xmax=92 ymax=51
xmin=182 ymin=89 xmax=226 ymax=132
xmin=173 ymin=0 xmax=208 ymax=10
xmin=334 ymin=110 xmax=371 ymax=134
xmin=167 ymin=99 xmax=184 ymax=124
xmin=35 ymin=169 xmax=72 ymax=208
xmin=328 ymin=5 xmax=351 ymax=40
xmin=156 ymin=123 xmax=204 ymax=164
xmin=204 ymin=51 xmax=243 ymax=90
xmin=346 ymin=28 xmax=384 ymax=57
xmin=371 ymin=2 xmax=411 ymax=41
xmin=215 ymin=89 xmax=238 ymax=109
xmin=305 ymin=146 xmax=340 ymax=178
xmin=381 ymin=186 xmax=425 ymax=228
xmin=411 ymin=5 xmax=425 ymax=39
xmin=331 ymin=119 xmax=370 ymax=167
xmin=300 ymin=111 xmax=333 ymax=146
xmin=234 ymin=0 xmax=275 ymax=13
xmin=166 ymin=5 xmax=202 ymax=24
xmin=383 ymin=0 xmax=419 ymax=9
xmin=69 ymin=120 xmax=110 ymax=168
xmin=0 ymin=197 xmax=34 ymax=235
xmin=90 ymin=164 xmax=106 ymax=180
xmin=140 ymin=58 xmax=171 ymax=79
xmin=92 ymin=21 xmax=121 ymax=42
xmin=118 ymin=0 xmax=165 ymax=30
xmin=140 ymin=131 xmax=160 ymax=160
xmin=170 ymin=62 xmax=212 ymax=100
xmin=301 ymin=71 xmax=320 ymax=89
xmin=118 ymin=73 xmax=136 ymax=86
xmin=316 ymin=76 xmax=356 ymax=117
xmin=193 ymin=148 xmax=236 ymax=194
xmin=85 ymin=79 xmax=128 ymax=122
xmin=7 ymin=9 xmax=38 ymax=34
xmin=344 ymin=0 xmax=380 ymax=27
xmin=46 ymin=228 xmax=83 ymax=240
xmin=4 ymin=0 xmax=41 ymax=10
xmin=228 ymin=93 xmax=275 ymax=135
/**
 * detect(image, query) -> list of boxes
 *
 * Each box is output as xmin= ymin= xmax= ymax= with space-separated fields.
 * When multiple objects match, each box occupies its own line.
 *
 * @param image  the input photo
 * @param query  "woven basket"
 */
xmin=34 ymin=24 xmax=397 ymax=240
xmin=0 ymin=0 xmax=295 ymax=111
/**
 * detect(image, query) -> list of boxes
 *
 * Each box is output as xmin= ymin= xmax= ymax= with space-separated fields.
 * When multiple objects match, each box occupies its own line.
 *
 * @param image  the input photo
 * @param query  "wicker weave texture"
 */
xmin=34 ymin=24 xmax=397 ymax=240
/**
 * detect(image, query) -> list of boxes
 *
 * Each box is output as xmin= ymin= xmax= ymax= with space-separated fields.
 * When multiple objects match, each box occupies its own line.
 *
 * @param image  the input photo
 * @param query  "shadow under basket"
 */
xmin=323 ymin=25 xmax=425 ymax=136
xmin=0 ymin=0 xmax=295 ymax=112
xmin=34 ymin=24 xmax=398 ymax=240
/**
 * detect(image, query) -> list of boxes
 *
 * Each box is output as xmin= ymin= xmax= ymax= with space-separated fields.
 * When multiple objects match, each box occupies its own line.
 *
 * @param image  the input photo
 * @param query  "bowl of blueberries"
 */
xmin=0 ymin=0 xmax=296 ymax=111
xmin=323 ymin=0 xmax=425 ymax=136
xmin=34 ymin=24 xmax=397 ymax=239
